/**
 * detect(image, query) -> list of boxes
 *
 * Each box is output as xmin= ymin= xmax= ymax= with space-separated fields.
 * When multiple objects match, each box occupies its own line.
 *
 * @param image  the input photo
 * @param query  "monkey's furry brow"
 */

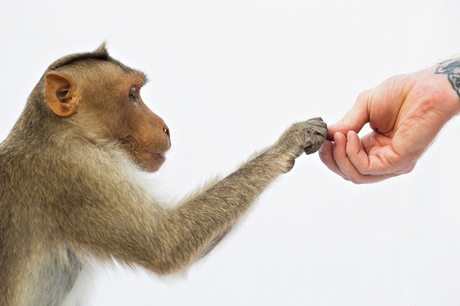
xmin=46 ymin=43 xmax=148 ymax=81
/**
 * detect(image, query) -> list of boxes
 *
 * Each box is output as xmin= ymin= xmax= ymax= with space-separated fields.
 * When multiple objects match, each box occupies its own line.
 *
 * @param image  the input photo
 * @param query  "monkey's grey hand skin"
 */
xmin=303 ymin=117 xmax=327 ymax=155
xmin=268 ymin=117 xmax=327 ymax=173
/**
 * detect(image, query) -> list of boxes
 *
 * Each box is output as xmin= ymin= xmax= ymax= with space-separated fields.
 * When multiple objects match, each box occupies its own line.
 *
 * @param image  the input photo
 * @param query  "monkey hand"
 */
xmin=302 ymin=117 xmax=328 ymax=155
xmin=273 ymin=117 xmax=327 ymax=173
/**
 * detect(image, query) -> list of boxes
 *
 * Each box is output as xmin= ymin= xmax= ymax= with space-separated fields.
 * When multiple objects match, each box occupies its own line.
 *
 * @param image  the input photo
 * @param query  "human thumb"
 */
xmin=327 ymin=92 xmax=370 ymax=140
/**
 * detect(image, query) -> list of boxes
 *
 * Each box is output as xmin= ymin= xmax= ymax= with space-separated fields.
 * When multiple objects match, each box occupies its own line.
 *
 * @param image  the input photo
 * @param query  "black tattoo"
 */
xmin=435 ymin=59 xmax=460 ymax=98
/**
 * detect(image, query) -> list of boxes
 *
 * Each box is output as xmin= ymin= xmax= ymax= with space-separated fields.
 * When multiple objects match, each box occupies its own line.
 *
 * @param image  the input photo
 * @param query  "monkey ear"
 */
xmin=45 ymin=72 xmax=80 ymax=117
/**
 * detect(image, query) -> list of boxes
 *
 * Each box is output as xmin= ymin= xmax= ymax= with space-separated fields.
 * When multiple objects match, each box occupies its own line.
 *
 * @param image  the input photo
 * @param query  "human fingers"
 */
xmin=332 ymin=132 xmax=394 ymax=184
xmin=327 ymin=91 xmax=372 ymax=140
xmin=319 ymin=132 xmax=364 ymax=181
xmin=331 ymin=132 xmax=364 ymax=182
xmin=318 ymin=140 xmax=348 ymax=179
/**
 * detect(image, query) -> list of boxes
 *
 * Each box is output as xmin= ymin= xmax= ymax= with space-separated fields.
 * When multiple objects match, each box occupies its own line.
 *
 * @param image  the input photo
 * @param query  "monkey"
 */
xmin=0 ymin=44 xmax=327 ymax=306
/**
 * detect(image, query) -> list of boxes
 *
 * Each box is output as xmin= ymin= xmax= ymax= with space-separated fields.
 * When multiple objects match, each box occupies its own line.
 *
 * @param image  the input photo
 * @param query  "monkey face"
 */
xmin=109 ymin=69 xmax=171 ymax=172
xmin=45 ymin=60 xmax=171 ymax=173
xmin=117 ymin=84 xmax=171 ymax=172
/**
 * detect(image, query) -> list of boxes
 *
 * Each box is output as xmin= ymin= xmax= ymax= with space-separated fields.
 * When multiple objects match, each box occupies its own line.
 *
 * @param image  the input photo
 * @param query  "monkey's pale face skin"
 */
xmin=111 ymin=71 xmax=171 ymax=172
xmin=116 ymin=93 xmax=171 ymax=172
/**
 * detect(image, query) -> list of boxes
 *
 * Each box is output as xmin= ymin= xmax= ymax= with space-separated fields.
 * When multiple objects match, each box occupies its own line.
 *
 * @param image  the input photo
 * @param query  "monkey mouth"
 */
xmin=146 ymin=152 xmax=166 ymax=163
xmin=148 ymin=152 xmax=166 ymax=160
xmin=139 ymin=152 xmax=167 ymax=172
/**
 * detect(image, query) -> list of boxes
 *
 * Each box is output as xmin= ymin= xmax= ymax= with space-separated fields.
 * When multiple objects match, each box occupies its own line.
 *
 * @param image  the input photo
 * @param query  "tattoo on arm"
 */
xmin=435 ymin=59 xmax=460 ymax=99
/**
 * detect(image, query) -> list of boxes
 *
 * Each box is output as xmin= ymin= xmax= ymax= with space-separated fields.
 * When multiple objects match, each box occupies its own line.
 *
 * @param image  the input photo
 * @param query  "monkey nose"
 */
xmin=163 ymin=126 xmax=172 ymax=149
xmin=163 ymin=126 xmax=170 ymax=137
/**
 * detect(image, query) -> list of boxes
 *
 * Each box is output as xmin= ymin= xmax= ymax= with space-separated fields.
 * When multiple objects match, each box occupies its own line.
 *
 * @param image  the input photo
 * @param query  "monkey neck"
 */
xmin=4 ymin=78 xmax=78 ymax=148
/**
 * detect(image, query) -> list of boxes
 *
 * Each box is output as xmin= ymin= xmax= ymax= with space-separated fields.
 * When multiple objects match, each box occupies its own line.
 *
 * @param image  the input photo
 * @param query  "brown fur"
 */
xmin=0 ymin=44 xmax=327 ymax=305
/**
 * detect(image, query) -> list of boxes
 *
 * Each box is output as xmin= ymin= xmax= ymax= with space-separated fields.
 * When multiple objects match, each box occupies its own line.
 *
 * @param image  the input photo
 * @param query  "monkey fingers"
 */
xmin=303 ymin=117 xmax=327 ymax=155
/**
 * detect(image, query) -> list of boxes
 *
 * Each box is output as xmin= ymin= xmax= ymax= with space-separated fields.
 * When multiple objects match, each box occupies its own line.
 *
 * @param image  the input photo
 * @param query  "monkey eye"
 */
xmin=128 ymin=86 xmax=140 ymax=103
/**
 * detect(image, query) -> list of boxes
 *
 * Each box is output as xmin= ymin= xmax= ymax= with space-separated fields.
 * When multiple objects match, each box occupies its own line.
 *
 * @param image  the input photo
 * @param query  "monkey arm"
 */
xmin=57 ymin=148 xmax=284 ymax=275
xmin=55 ymin=118 xmax=325 ymax=275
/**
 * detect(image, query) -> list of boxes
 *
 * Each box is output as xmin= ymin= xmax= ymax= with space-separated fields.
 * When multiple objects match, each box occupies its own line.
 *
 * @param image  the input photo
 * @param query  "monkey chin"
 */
xmin=137 ymin=152 xmax=166 ymax=172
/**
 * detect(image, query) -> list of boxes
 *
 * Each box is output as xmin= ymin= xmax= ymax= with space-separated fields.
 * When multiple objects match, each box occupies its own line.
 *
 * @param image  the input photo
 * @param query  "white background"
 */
xmin=1 ymin=1 xmax=460 ymax=305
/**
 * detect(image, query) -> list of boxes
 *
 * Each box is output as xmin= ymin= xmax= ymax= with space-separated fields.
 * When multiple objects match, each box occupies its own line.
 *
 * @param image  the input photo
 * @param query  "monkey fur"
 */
xmin=0 ymin=44 xmax=327 ymax=305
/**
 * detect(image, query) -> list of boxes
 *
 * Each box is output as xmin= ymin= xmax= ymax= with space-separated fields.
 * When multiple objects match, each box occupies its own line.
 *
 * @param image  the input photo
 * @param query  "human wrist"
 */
xmin=422 ymin=61 xmax=460 ymax=118
xmin=435 ymin=58 xmax=460 ymax=98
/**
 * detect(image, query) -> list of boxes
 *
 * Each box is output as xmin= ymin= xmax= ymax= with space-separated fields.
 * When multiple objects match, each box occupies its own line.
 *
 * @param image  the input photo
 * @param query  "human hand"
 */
xmin=319 ymin=62 xmax=460 ymax=183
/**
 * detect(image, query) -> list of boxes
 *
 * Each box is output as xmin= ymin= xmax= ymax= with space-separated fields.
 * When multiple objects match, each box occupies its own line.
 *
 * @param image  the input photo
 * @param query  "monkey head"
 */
xmin=43 ymin=45 xmax=171 ymax=172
